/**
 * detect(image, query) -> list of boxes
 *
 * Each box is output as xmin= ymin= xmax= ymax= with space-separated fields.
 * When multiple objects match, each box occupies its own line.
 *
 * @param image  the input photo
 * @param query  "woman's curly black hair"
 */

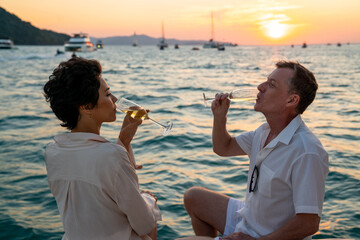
xmin=44 ymin=57 xmax=102 ymax=130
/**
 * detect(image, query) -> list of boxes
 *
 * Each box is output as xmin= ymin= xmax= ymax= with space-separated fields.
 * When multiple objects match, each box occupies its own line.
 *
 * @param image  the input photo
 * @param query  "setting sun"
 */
xmin=263 ymin=20 xmax=289 ymax=39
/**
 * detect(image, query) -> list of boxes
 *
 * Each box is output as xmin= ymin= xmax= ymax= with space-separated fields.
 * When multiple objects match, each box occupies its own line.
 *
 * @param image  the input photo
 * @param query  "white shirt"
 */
xmin=45 ymin=132 xmax=161 ymax=240
xmin=234 ymin=115 xmax=329 ymax=239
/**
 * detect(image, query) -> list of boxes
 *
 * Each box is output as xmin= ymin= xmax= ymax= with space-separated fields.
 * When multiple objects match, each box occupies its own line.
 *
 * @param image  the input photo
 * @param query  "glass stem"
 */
xmin=148 ymin=117 xmax=167 ymax=129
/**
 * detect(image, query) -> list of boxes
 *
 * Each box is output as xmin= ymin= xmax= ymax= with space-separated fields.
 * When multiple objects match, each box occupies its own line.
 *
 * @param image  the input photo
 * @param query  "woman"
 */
xmin=43 ymin=57 xmax=161 ymax=240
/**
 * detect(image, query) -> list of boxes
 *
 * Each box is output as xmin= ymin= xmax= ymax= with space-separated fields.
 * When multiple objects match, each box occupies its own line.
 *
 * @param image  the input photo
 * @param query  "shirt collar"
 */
xmin=54 ymin=132 xmax=109 ymax=146
xmin=265 ymin=114 xmax=302 ymax=149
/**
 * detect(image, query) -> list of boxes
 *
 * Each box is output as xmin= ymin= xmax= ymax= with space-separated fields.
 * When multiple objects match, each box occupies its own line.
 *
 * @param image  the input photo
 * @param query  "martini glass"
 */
xmin=116 ymin=97 xmax=173 ymax=136
xmin=203 ymin=88 xmax=258 ymax=106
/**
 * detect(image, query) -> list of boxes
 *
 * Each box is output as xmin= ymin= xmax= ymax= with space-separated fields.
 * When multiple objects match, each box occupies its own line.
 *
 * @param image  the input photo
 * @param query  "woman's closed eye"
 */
xmin=106 ymin=90 xmax=112 ymax=97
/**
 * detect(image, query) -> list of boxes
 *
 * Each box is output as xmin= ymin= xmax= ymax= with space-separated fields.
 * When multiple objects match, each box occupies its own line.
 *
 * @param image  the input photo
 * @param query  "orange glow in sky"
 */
xmin=1 ymin=0 xmax=359 ymax=45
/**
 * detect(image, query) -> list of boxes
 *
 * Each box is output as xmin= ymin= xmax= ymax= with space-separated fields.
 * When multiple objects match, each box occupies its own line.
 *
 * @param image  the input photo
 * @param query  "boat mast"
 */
xmin=211 ymin=11 xmax=214 ymax=41
xmin=162 ymin=21 xmax=165 ymax=42
xmin=133 ymin=32 xmax=137 ymax=45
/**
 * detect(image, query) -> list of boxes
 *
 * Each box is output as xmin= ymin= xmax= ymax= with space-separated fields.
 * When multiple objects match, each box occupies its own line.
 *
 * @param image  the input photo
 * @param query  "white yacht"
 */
xmin=0 ymin=39 xmax=14 ymax=49
xmin=64 ymin=33 xmax=94 ymax=52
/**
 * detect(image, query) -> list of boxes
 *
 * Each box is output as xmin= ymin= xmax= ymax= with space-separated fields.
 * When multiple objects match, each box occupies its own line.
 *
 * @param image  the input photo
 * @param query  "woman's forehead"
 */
xmin=99 ymin=77 xmax=109 ymax=89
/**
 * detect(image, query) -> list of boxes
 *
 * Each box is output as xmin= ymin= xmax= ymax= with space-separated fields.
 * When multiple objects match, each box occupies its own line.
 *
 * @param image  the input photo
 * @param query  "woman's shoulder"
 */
xmin=86 ymin=141 xmax=136 ymax=185
xmin=98 ymin=142 xmax=138 ymax=186
xmin=45 ymin=133 xmax=131 ymax=167
xmin=101 ymin=143 xmax=138 ymax=175
xmin=104 ymin=142 xmax=129 ymax=159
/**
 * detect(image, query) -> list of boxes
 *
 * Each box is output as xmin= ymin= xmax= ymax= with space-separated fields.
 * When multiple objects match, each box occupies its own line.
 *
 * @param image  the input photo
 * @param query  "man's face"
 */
xmin=254 ymin=67 xmax=294 ymax=115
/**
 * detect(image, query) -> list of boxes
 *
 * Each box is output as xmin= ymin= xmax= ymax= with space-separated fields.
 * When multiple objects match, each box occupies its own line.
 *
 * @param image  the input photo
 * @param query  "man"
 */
xmin=183 ymin=61 xmax=329 ymax=240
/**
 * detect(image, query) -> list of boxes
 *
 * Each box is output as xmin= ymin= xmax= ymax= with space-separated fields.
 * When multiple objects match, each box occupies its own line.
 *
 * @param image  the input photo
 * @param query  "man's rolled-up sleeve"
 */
xmin=235 ymin=130 xmax=255 ymax=156
xmin=291 ymin=153 xmax=329 ymax=217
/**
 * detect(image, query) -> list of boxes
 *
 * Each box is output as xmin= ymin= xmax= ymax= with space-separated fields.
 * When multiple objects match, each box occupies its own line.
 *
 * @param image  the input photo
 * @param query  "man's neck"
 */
xmin=264 ymin=112 xmax=298 ymax=146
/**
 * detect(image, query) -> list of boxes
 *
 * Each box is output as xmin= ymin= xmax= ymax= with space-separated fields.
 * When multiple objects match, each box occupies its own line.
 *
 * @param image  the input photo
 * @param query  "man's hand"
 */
xmin=211 ymin=93 xmax=230 ymax=117
xmin=221 ymin=232 xmax=256 ymax=240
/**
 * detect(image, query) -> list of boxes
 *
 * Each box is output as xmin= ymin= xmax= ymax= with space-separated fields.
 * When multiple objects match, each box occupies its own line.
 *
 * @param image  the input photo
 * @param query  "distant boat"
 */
xmin=96 ymin=40 xmax=104 ymax=49
xmin=192 ymin=47 xmax=200 ymax=51
xmin=0 ymin=39 xmax=14 ymax=49
xmin=302 ymin=42 xmax=307 ymax=48
xmin=174 ymin=44 xmax=180 ymax=49
xmin=224 ymin=42 xmax=238 ymax=47
xmin=217 ymin=44 xmax=225 ymax=51
xmin=132 ymin=32 xmax=138 ymax=47
xmin=64 ymin=33 xmax=95 ymax=52
xmin=55 ymin=49 xmax=64 ymax=56
xmin=337 ymin=43 xmax=342 ymax=47
xmin=157 ymin=22 xmax=168 ymax=49
xmin=203 ymin=12 xmax=220 ymax=49
xmin=203 ymin=39 xmax=219 ymax=48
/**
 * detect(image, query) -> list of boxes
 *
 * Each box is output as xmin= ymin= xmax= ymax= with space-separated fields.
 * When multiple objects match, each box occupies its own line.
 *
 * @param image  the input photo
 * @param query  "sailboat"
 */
xmin=132 ymin=32 xmax=138 ymax=47
xmin=203 ymin=11 xmax=220 ymax=48
xmin=157 ymin=21 xmax=168 ymax=50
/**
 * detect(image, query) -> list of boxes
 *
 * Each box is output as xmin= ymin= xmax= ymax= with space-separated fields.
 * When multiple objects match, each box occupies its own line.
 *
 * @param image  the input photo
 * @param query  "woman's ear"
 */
xmin=79 ymin=104 xmax=93 ymax=115
xmin=79 ymin=104 xmax=94 ymax=120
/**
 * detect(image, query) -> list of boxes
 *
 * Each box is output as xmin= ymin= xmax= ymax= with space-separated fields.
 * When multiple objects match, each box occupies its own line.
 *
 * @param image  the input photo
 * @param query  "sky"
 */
xmin=1 ymin=0 xmax=360 ymax=45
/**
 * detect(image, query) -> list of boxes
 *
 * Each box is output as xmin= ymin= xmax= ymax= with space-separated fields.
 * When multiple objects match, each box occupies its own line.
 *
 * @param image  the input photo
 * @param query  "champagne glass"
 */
xmin=116 ymin=97 xmax=173 ymax=136
xmin=203 ymin=88 xmax=258 ymax=106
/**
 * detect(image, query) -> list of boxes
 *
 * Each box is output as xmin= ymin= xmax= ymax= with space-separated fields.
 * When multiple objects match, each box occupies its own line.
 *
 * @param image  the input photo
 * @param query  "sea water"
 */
xmin=0 ymin=44 xmax=359 ymax=239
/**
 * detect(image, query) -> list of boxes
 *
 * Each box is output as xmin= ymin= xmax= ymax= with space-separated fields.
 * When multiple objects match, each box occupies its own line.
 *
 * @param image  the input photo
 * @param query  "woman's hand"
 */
xmin=211 ymin=93 xmax=230 ymax=118
xmin=134 ymin=164 xmax=143 ymax=170
xmin=119 ymin=112 xmax=142 ymax=149
xmin=118 ymin=107 xmax=149 ymax=169
xmin=141 ymin=190 xmax=158 ymax=202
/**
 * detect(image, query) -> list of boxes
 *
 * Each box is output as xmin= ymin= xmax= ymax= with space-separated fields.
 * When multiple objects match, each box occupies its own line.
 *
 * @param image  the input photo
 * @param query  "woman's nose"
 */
xmin=112 ymin=94 xmax=118 ymax=103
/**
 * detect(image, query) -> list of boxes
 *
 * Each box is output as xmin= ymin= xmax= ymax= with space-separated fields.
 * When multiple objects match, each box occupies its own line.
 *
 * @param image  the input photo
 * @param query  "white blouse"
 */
xmin=45 ymin=132 xmax=161 ymax=240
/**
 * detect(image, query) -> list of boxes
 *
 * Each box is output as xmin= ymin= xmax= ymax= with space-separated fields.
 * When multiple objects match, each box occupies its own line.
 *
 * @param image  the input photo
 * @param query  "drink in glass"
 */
xmin=116 ymin=97 xmax=173 ymax=136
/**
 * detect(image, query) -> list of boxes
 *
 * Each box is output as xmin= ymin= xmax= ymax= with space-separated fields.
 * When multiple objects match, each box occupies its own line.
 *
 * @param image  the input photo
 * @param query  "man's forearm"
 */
xmin=258 ymin=214 xmax=320 ymax=240
xmin=212 ymin=115 xmax=232 ymax=156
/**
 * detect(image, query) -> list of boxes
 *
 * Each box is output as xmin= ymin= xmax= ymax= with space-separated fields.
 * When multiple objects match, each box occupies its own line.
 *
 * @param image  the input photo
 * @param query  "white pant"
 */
xmin=214 ymin=198 xmax=245 ymax=240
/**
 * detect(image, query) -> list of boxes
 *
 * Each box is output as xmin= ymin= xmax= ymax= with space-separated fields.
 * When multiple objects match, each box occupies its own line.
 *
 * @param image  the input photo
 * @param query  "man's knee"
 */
xmin=184 ymin=186 xmax=206 ymax=212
